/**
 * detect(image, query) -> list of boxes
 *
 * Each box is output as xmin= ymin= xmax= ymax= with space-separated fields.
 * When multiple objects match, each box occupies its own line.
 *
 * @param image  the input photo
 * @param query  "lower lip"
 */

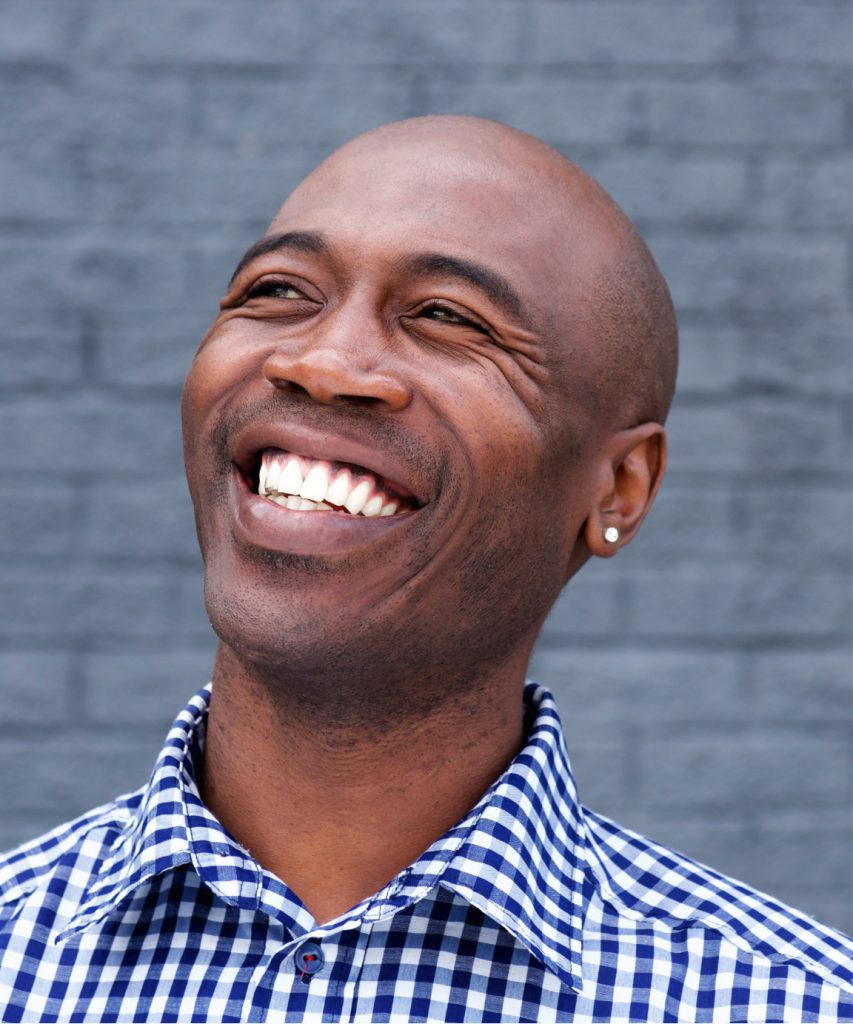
xmin=229 ymin=467 xmax=417 ymax=556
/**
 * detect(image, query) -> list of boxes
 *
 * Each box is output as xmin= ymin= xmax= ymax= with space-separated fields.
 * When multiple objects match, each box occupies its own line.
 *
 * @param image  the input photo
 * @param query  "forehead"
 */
xmin=265 ymin=143 xmax=582 ymax=314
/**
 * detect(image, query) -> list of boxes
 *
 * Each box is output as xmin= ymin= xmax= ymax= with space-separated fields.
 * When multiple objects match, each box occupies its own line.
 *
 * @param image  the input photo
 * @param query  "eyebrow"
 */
xmin=228 ymin=233 xmax=527 ymax=325
xmin=228 ymin=231 xmax=330 ymax=286
xmin=398 ymin=253 xmax=525 ymax=323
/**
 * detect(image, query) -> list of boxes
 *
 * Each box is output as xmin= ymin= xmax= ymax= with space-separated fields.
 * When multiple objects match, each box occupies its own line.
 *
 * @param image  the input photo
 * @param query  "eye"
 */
xmin=243 ymin=279 xmax=310 ymax=301
xmin=418 ymin=302 xmax=490 ymax=335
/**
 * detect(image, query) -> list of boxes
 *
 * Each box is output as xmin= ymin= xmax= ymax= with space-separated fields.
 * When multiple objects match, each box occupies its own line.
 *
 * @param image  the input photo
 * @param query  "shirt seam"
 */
xmin=582 ymin=848 xmax=853 ymax=991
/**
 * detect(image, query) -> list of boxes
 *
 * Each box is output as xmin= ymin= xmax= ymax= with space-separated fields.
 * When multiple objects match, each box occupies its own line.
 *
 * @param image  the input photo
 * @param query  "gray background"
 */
xmin=0 ymin=1 xmax=850 ymax=933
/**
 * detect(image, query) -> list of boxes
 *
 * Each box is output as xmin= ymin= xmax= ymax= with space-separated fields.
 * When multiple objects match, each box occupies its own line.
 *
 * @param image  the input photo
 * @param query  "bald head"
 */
xmin=289 ymin=115 xmax=678 ymax=427
xmin=191 ymin=114 xmax=676 ymax=693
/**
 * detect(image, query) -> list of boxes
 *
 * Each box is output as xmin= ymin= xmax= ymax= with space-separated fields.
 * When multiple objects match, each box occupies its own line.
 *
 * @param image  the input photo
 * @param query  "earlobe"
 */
xmin=584 ymin=423 xmax=667 ymax=559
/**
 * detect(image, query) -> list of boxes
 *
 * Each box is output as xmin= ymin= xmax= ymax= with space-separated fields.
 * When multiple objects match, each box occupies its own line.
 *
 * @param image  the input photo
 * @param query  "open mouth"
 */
xmin=251 ymin=448 xmax=420 ymax=518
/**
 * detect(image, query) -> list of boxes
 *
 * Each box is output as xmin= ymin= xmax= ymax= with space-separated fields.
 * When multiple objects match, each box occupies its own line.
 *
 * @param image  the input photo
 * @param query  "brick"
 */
xmin=638 ymin=733 xmax=850 ymax=810
xmin=0 ymin=239 xmax=186 ymax=312
xmin=0 ymin=653 xmax=72 ymax=724
xmin=0 ymin=330 xmax=85 ymax=388
xmin=83 ymin=651 xmax=212 ymax=726
xmin=176 ymin=568 xmax=216 ymax=642
xmin=755 ymin=804 xmax=853 ymax=840
xmin=531 ymin=2 xmax=738 ymax=65
xmin=181 ymin=236 xmax=261 ymax=316
xmin=0 ymin=572 xmax=174 ymax=639
xmin=530 ymin=650 xmax=741 ymax=725
xmin=650 ymin=233 xmax=848 ymax=313
xmin=4 ymin=301 xmax=84 ymax=353
xmin=82 ymin=150 xmax=322 ymax=227
xmin=0 ymin=396 xmax=182 ymax=474
xmin=751 ymin=806 xmax=853 ymax=929
xmin=0 ymin=3 xmax=75 ymax=61
xmin=664 ymin=404 xmax=748 ymax=474
xmin=76 ymin=68 xmax=191 ymax=158
xmin=294 ymin=1 xmax=524 ymax=65
xmin=0 ymin=483 xmax=78 ymax=557
xmin=557 ymin=736 xmax=629 ymax=814
xmin=745 ymin=651 xmax=853 ymax=725
xmin=756 ymin=154 xmax=851 ymax=228
xmin=0 ymin=68 xmax=76 ymax=159
xmin=537 ymin=567 xmax=628 ymax=641
xmin=737 ymin=313 xmax=853 ymax=396
xmin=741 ymin=486 xmax=852 ymax=572
xmin=746 ymin=62 xmax=850 ymax=93
xmin=644 ymin=81 xmax=848 ymax=147
xmin=645 ymin=817 xmax=755 ymax=870
xmin=95 ymin=311 xmax=207 ymax=388
xmin=82 ymin=475 xmax=199 ymax=562
xmin=0 ymin=155 xmax=81 ymax=223
xmin=740 ymin=399 xmax=850 ymax=473
xmin=0 ymin=815 xmax=64 ymax=854
xmin=674 ymin=323 xmax=741 ymax=395
xmin=628 ymin=815 xmax=762 ymax=885
xmin=193 ymin=69 xmax=417 ymax=152
xmin=615 ymin=484 xmax=733 ymax=569
xmin=753 ymin=3 xmax=852 ymax=65
xmin=592 ymin=154 xmax=749 ymax=228
xmin=637 ymin=813 xmax=852 ymax=933
xmin=749 ymin=818 xmax=852 ymax=893
xmin=425 ymin=76 xmax=638 ymax=147
xmin=81 ymin=1 xmax=524 ymax=66
xmin=666 ymin=399 xmax=849 ymax=475
xmin=630 ymin=570 xmax=852 ymax=640
xmin=0 ymin=729 xmax=163 ymax=819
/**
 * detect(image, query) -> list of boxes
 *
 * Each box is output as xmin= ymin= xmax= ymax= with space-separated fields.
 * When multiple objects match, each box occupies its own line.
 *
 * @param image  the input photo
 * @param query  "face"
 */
xmin=181 ymin=135 xmax=609 ymax=694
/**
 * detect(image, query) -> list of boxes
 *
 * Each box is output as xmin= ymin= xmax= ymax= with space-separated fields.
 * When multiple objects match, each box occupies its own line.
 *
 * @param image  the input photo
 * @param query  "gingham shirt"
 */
xmin=0 ymin=685 xmax=850 ymax=1023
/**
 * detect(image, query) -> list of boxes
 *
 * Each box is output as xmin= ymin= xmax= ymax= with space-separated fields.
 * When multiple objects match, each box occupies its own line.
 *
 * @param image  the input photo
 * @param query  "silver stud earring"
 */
xmin=604 ymin=526 xmax=620 ymax=544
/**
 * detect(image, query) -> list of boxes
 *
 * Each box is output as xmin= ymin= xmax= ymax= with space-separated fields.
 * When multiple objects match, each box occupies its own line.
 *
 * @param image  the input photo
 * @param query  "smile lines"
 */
xmin=256 ymin=449 xmax=415 ymax=517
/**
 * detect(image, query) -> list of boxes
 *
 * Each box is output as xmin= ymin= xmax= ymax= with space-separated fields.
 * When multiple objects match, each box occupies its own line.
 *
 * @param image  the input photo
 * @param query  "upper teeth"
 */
xmin=257 ymin=450 xmax=404 ymax=517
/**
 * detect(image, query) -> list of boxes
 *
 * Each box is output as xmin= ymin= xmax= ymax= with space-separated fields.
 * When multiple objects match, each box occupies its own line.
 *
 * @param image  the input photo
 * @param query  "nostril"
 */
xmin=334 ymin=394 xmax=382 ymax=406
xmin=270 ymin=379 xmax=310 ymax=398
xmin=263 ymin=353 xmax=411 ymax=410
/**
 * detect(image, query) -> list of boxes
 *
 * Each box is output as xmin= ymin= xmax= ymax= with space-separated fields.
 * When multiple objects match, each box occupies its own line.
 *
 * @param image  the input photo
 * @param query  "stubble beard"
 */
xmin=201 ymin=489 xmax=567 ymax=738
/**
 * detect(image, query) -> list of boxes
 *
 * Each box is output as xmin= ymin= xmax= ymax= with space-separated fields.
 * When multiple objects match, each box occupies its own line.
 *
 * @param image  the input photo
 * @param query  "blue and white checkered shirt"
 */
xmin=0 ymin=683 xmax=850 ymax=1022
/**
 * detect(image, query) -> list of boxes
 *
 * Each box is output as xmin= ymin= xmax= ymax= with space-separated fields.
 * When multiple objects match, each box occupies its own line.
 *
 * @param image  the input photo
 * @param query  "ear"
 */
xmin=584 ymin=423 xmax=667 ymax=559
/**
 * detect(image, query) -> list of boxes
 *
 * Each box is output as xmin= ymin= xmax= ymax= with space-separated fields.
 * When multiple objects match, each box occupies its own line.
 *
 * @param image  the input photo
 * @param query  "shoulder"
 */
xmin=0 ymin=792 xmax=140 ymax=925
xmin=581 ymin=807 xmax=853 ymax=995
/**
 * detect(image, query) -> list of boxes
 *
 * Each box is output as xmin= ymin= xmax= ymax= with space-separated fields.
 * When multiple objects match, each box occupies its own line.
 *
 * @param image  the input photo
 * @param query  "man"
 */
xmin=0 ymin=116 xmax=849 ymax=1022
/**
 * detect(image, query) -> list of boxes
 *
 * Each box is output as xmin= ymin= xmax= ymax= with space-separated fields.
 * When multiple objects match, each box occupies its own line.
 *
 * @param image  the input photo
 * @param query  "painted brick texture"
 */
xmin=0 ymin=1 xmax=850 ymax=933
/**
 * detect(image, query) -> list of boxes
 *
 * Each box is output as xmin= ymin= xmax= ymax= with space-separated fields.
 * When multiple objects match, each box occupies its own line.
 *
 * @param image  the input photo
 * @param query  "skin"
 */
xmin=181 ymin=116 xmax=677 ymax=924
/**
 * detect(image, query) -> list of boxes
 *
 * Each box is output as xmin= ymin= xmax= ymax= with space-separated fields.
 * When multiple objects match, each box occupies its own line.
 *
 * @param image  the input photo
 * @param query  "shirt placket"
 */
xmin=244 ymin=925 xmax=367 ymax=1021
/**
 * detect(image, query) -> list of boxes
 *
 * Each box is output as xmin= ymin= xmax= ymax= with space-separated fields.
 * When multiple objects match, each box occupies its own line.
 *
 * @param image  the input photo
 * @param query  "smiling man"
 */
xmin=0 ymin=116 xmax=850 ymax=1022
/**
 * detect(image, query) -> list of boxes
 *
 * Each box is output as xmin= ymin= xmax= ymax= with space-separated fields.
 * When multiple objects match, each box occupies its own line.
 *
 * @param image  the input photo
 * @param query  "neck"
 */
xmin=200 ymin=643 xmax=527 ymax=925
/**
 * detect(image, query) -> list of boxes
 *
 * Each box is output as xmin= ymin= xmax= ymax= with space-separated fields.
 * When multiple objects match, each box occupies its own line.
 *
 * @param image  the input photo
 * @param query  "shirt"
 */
xmin=0 ymin=684 xmax=850 ymax=1023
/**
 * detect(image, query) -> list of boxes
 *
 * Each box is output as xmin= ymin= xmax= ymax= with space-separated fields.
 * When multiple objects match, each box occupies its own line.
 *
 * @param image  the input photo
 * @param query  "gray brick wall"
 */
xmin=1 ymin=1 xmax=850 ymax=933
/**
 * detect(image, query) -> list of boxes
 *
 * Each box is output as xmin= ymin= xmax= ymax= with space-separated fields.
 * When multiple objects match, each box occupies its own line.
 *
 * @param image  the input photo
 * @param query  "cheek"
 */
xmin=181 ymin=351 xmax=239 ymax=514
xmin=460 ymin=406 xmax=595 ymax=572
xmin=431 ymin=362 xmax=547 ymax=462
xmin=180 ymin=361 xmax=205 ymax=440
xmin=183 ymin=339 xmax=233 ymax=420
xmin=182 ymin=328 xmax=260 ymax=449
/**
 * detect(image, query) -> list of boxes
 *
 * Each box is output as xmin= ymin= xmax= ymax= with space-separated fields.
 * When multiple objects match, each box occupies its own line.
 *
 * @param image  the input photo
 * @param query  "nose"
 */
xmin=262 ymin=313 xmax=412 ymax=411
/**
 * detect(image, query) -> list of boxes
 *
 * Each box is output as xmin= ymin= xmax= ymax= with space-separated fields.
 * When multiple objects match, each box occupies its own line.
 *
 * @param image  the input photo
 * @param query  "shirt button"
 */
xmin=295 ymin=941 xmax=324 ymax=980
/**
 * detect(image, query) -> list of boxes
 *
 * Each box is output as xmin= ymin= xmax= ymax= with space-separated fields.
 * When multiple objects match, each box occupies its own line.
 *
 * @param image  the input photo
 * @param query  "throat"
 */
xmin=201 ymin=647 xmax=527 ymax=922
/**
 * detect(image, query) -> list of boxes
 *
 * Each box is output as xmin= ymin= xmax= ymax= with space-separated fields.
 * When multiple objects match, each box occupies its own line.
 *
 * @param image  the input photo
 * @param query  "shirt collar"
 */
xmin=60 ymin=683 xmax=590 ymax=989
xmin=358 ymin=682 xmax=589 ymax=989
xmin=59 ymin=687 xmax=269 ymax=941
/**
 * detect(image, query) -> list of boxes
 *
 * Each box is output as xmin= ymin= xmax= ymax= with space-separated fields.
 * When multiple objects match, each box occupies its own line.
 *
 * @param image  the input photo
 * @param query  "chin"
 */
xmin=201 ymin=559 xmax=386 ymax=677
